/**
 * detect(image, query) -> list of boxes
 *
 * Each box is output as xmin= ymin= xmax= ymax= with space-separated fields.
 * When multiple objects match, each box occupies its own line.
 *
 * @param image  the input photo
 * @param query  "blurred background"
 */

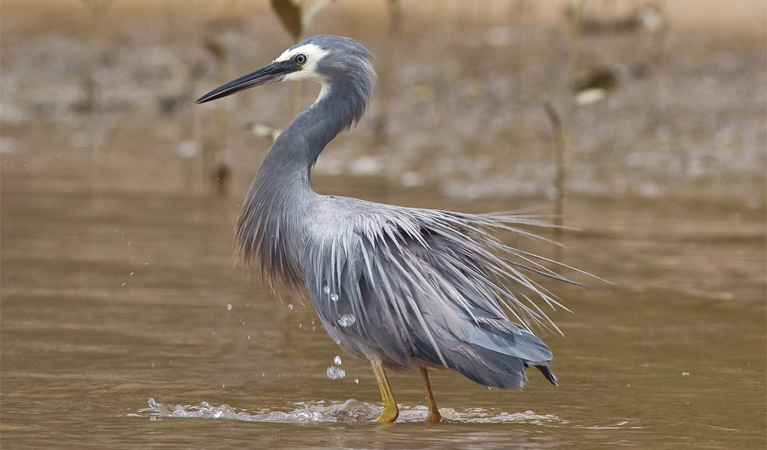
xmin=1 ymin=1 xmax=765 ymax=448
xmin=1 ymin=0 xmax=765 ymax=203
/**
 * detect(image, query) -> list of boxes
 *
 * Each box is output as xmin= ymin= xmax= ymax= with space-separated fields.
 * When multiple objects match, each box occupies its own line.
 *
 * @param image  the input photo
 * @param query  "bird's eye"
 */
xmin=294 ymin=54 xmax=307 ymax=65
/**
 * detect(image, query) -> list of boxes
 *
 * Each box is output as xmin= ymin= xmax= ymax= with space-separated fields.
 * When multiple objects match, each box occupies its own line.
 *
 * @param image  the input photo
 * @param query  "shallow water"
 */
xmin=1 ymin=3 xmax=766 ymax=447
xmin=1 ymin=162 xmax=764 ymax=448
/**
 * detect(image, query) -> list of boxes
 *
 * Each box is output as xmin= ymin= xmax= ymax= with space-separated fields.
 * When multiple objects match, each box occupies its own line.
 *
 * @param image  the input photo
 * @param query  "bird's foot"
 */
xmin=425 ymin=408 xmax=442 ymax=423
xmin=371 ymin=360 xmax=399 ymax=423
xmin=374 ymin=404 xmax=399 ymax=423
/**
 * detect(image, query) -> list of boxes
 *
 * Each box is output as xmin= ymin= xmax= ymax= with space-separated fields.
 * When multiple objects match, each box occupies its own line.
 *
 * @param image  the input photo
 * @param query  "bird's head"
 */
xmin=196 ymin=35 xmax=376 ymax=105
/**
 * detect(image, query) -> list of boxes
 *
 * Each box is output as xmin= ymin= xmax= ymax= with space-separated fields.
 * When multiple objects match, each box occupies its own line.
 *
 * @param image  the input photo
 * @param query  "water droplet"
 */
xmin=323 ymin=285 xmax=330 ymax=294
xmin=326 ymin=366 xmax=346 ymax=380
xmin=330 ymin=294 xmax=339 ymax=302
xmin=287 ymin=303 xmax=293 ymax=310
xmin=333 ymin=356 xmax=342 ymax=365
xmin=129 ymin=272 xmax=134 ymax=276
xmin=338 ymin=314 xmax=355 ymax=327
xmin=333 ymin=338 xmax=341 ymax=345
xmin=226 ymin=304 xmax=233 ymax=311
xmin=354 ymin=378 xmax=359 ymax=384
xmin=247 ymin=335 xmax=251 ymax=340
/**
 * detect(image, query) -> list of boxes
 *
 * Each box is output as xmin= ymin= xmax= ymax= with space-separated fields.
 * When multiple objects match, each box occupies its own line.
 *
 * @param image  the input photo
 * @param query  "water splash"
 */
xmin=326 ymin=366 xmax=346 ymax=380
xmin=333 ymin=355 xmax=342 ymax=365
xmin=338 ymin=314 xmax=355 ymax=327
xmin=323 ymin=285 xmax=339 ymax=302
xmin=133 ymin=398 xmax=377 ymax=423
xmin=131 ymin=398 xmax=576 ymax=425
xmin=450 ymin=408 xmax=563 ymax=425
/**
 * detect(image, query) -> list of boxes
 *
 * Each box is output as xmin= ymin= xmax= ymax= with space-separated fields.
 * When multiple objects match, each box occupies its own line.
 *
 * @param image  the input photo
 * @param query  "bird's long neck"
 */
xmin=259 ymin=83 xmax=364 ymax=189
xmin=234 ymin=82 xmax=367 ymax=288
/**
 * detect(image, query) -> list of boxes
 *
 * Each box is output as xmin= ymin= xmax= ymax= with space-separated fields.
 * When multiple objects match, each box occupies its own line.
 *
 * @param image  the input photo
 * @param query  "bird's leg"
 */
xmin=371 ymin=360 xmax=398 ymax=423
xmin=420 ymin=367 xmax=442 ymax=423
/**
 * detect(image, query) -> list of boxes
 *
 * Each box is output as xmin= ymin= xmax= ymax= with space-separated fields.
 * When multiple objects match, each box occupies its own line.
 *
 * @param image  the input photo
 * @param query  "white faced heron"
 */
xmin=197 ymin=35 xmax=577 ymax=423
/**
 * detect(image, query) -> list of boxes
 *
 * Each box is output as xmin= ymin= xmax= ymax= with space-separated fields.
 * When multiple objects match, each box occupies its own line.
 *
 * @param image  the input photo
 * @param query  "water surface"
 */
xmin=2 ymin=161 xmax=764 ymax=448
xmin=1 ymin=5 xmax=765 ymax=446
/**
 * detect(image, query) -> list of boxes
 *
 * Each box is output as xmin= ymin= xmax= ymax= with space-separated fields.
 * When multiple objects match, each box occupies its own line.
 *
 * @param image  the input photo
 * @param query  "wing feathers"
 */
xmin=301 ymin=198 xmax=578 ymax=386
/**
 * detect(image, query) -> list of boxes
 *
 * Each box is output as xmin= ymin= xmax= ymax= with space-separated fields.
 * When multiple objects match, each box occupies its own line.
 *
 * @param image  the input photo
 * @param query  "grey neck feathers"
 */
xmin=259 ymin=76 xmax=370 ymax=188
xmin=234 ymin=78 xmax=371 ymax=288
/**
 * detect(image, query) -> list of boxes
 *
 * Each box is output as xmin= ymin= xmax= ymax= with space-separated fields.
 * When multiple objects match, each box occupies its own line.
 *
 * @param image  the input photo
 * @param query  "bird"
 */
xmin=197 ymin=35 xmax=577 ymax=423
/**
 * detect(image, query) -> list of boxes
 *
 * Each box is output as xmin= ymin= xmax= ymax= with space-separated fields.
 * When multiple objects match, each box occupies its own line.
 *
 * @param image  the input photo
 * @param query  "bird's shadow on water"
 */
xmin=131 ymin=397 xmax=573 ymax=426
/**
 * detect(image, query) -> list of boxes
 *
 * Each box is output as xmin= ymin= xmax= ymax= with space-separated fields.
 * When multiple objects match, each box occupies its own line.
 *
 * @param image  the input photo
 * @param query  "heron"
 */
xmin=197 ymin=35 xmax=577 ymax=423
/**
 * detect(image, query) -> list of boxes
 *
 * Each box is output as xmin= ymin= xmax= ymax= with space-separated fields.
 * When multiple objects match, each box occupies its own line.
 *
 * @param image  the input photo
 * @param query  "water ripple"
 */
xmin=130 ymin=398 xmax=568 ymax=425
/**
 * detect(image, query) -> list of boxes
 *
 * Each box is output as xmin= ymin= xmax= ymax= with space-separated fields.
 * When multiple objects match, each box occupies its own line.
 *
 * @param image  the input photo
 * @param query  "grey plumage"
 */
xmin=300 ymin=200 xmax=569 ymax=387
xmin=197 ymin=35 xmax=581 ymax=420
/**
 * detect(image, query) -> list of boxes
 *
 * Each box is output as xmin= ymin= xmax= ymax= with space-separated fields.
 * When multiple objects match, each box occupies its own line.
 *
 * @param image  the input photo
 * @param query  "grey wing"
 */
xmin=301 ymin=203 xmax=418 ymax=366
xmin=301 ymin=197 xmax=567 ymax=388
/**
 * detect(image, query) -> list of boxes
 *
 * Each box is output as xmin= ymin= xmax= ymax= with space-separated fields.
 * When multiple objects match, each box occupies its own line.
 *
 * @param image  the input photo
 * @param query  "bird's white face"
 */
xmin=274 ymin=43 xmax=329 ymax=83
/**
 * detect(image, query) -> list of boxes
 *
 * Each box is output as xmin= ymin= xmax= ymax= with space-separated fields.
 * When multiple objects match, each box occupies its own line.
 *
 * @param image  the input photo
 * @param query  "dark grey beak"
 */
xmin=196 ymin=60 xmax=300 ymax=104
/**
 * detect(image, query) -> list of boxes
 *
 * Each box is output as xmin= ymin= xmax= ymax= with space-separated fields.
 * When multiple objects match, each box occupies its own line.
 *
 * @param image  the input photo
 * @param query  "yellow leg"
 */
xmin=371 ymin=360 xmax=398 ymax=423
xmin=420 ymin=367 xmax=442 ymax=423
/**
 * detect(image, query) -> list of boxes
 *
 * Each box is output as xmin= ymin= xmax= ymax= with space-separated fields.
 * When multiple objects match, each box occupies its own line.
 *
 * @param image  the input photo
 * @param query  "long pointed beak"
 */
xmin=196 ymin=60 xmax=300 ymax=104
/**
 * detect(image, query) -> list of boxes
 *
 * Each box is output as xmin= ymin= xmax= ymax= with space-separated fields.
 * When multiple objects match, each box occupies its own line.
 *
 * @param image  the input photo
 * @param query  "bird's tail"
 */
xmin=413 ymin=316 xmax=557 ymax=389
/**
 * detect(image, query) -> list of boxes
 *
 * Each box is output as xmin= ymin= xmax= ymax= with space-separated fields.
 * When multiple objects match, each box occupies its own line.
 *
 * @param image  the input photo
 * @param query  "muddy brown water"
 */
xmin=1 ymin=146 xmax=764 ymax=448
xmin=1 ymin=4 xmax=765 ymax=446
